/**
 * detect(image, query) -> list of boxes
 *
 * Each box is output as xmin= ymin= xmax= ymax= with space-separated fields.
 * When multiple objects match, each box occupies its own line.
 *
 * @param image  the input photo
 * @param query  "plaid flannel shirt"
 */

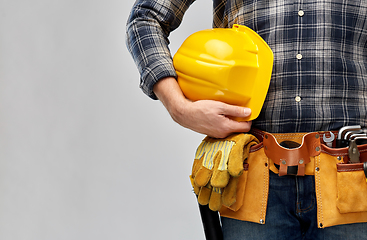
xmin=126 ymin=0 xmax=367 ymax=133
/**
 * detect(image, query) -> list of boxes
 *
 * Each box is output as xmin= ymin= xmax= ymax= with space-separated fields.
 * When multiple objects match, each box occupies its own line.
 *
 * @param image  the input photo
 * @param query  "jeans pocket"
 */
xmin=336 ymin=163 xmax=367 ymax=213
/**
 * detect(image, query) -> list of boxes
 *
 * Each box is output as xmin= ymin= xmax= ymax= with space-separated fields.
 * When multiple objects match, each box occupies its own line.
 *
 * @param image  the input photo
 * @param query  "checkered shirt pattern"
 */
xmin=126 ymin=0 xmax=367 ymax=133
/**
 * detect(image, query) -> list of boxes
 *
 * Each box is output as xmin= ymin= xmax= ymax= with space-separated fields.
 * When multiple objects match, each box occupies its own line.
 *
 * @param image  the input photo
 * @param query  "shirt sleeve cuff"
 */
xmin=140 ymin=58 xmax=178 ymax=100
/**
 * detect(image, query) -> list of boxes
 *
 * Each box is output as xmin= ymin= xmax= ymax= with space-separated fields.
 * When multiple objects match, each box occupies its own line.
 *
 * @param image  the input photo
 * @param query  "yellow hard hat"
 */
xmin=173 ymin=24 xmax=273 ymax=121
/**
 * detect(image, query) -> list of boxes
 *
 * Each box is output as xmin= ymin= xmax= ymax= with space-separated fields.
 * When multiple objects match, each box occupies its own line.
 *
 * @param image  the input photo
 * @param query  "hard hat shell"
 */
xmin=173 ymin=24 xmax=273 ymax=121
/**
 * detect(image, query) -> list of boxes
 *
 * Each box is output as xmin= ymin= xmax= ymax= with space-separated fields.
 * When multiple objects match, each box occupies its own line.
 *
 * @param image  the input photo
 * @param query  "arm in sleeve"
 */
xmin=126 ymin=0 xmax=195 ymax=99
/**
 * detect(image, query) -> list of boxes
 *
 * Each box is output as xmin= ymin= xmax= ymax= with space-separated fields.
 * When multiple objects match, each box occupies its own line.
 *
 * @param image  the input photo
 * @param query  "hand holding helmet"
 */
xmin=173 ymin=24 xmax=273 ymax=121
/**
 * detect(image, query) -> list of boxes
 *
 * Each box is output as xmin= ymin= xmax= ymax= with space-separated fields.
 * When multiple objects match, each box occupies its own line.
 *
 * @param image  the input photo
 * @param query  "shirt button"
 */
xmin=296 ymin=54 xmax=303 ymax=60
xmin=298 ymin=10 xmax=304 ymax=17
xmin=295 ymin=96 xmax=301 ymax=102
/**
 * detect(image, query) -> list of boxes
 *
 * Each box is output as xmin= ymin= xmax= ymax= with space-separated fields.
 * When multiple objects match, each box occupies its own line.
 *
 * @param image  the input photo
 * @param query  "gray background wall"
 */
xmin=0 ymin=0 xmax=212 ymax=239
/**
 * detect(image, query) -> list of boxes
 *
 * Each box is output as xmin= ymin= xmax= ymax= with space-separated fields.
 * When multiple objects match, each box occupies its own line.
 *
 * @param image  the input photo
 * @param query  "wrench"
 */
xmin=323 ymin=131 xmax=335 ymax=148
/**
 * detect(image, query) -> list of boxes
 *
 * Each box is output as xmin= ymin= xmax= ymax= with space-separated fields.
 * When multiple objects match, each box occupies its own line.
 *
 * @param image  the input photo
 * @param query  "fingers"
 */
xmin=193 ymin=101 xmax=253 ymax=138
xmin=220 ymin=103 xmax=252 ymax=119
xmin=227 ymin=119 xmax=252 ymax=134
xmin=165 ymin=97 xmax=254 ymax=138
xmin=201 ymin=119 xmax=251 ymax=139
xmin=206 ymin=103 xmax=252 ymax=138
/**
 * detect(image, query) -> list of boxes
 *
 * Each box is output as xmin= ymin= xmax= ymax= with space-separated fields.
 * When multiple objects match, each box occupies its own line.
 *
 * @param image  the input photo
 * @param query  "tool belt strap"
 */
xmin=262 ymin=132 xmax=321 ymax=176
xmin=250 ymin=128 xmax=367 ymax=176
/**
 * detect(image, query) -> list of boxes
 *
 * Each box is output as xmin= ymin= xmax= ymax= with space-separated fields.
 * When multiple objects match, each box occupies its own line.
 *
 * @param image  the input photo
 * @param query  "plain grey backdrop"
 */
xmin=0 ymin=0 xmax=212 ymax=239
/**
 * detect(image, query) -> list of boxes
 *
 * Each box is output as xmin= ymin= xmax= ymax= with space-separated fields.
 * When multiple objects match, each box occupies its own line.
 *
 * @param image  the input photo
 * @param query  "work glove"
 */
xmin=189 ymin=133 xmax=259 ymax=211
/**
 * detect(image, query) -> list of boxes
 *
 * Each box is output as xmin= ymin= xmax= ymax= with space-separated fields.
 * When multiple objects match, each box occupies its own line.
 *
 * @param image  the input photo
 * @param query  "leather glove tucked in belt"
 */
xmin=189 ymin=133 xmax=259 ymax=211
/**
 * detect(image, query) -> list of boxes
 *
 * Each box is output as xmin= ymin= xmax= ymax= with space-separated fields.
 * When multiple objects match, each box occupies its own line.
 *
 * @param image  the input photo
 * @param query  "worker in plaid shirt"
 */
xmin=126 ymin=0 xmax=367 ymax=239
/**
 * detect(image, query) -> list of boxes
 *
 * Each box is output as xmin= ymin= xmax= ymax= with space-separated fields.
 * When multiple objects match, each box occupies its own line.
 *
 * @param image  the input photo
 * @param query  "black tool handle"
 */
xmin=198 ymin=202 xmax=223 ymax=240
xmin=335 ymin=139 xmax=349 ymax=148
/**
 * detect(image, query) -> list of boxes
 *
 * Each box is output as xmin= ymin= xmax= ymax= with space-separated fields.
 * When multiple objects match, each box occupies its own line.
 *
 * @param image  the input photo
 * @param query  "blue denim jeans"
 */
xmin=221 ymin=171 xmax=367 ymax=240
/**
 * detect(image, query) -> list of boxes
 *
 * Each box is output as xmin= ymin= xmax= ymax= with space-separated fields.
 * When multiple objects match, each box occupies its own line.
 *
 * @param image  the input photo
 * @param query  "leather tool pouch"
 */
xmin=219 ymin=142 xmax=269 ymax=225
xmin=314 ymin=147 xmax=367 ymax=228
xmin=220 ymin=129 xmax=367 ymax=228
xmin=336 ymin=163 xmax=367 ymax=213
xmin=314 ymin=141 xmax=367 ymax=228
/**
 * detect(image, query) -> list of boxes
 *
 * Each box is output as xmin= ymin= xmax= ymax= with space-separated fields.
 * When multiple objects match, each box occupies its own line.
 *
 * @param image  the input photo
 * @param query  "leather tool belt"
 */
xmin=219 ymin=128 xmax=367 ymax=229
xmin=250 ymin=129 xmax=367 ymax=176
xmin=262 ymin=131 xmax=321 ymax=176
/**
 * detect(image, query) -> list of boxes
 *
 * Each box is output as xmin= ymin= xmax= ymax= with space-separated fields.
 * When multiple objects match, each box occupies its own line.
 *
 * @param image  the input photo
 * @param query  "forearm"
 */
xmin=153 ymin=77 xmax=188 ymax=121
